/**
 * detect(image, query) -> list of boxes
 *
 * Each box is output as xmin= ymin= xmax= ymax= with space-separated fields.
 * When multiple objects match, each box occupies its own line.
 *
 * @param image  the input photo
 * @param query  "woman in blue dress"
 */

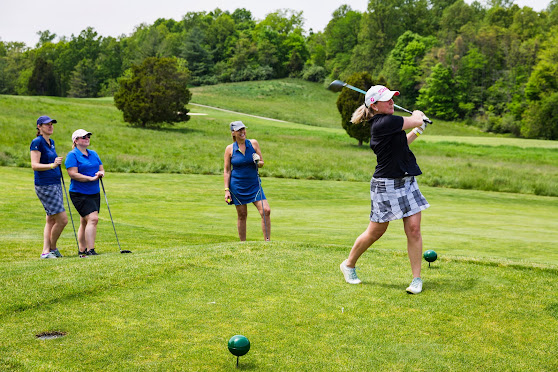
xmin=224 ymin=121 xmax=270 ymax=241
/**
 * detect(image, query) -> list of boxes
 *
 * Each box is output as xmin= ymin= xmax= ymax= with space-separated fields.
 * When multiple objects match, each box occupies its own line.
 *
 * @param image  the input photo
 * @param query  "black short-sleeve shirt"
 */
xmin=369 ymin=114 xmax=422 ymax=178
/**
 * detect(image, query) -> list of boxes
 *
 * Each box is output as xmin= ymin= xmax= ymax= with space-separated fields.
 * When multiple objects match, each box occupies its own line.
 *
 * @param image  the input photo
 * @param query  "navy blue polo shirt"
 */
xmin=65 ymin=148 xmax=103 ymax=194
xmin=30 ymin=136 xmax=61 ymax=186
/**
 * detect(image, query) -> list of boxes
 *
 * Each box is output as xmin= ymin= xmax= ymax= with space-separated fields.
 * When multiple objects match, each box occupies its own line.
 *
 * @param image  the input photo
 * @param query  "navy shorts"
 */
xmin=70 ymin=192 xmax=101 ymax=217
xmin=370 ymin=176 xmax=429 ymax=223
xmin=35 ymin=184 xmax=65 ymax=216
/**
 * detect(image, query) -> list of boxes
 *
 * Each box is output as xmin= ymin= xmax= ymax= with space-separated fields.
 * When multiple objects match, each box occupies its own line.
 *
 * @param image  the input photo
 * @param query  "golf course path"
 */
xmin=189 ymin=103 xmax=288 ymax=123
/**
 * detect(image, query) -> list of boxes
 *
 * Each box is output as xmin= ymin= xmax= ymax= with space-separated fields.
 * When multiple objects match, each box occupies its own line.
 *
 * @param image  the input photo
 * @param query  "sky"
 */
xmin=0 ymin=0 xmax=552 ymax=47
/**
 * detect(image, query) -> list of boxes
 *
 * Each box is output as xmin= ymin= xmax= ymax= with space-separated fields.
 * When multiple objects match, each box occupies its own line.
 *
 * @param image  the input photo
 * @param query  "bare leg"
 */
xmin=49 ymin=212 xmax=68 ymax=251
xmin=78 ymin=217 xmax=87 ymax=252
xmin=84 ymin=212 xmax=99 ymax=250
xmin=235 ymin=205 xmax=248 ymax=241
xmin=253 ymin=199 xmax=270 ymax=241
xmin=403 ymin=212 xmax=423 ymax=278
xmin=42 ymin=216 xmax=54 ymax=255
xmin=346 ymin=221 xmax=389 ymax=267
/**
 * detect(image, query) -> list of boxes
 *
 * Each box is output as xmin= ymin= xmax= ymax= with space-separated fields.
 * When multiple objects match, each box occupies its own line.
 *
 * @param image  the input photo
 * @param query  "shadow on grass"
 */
xmin=362 ymin=277 xmax=478 ymax=292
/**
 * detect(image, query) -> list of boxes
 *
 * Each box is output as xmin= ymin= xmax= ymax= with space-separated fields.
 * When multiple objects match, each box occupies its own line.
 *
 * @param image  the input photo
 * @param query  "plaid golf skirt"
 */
xmin=35 ymin=184 xmax=65 ymax=216
xmin=370 ymin=176 xmax=429 ymax=223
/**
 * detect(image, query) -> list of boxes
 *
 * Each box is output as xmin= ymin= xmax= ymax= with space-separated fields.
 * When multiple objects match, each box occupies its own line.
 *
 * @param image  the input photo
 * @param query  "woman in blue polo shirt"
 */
xmin=30 ymin=115 xmax=68 ymax=259
xmin=65 ymin=129 xmax=104 ymax=256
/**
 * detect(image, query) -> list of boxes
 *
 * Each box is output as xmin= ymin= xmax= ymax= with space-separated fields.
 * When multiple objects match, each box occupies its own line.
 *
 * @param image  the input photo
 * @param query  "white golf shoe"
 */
xmin=340 ymin=260 xmax=361 ymax=284
xmin=406 ymin=277 xmax=423 ymax=294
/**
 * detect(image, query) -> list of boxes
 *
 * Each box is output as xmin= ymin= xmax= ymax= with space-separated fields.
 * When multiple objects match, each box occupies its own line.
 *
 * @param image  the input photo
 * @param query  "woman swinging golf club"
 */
xmin=30 ymin=115 xmax=68 ymax=259
xmin=65 ymin=129 xmax=104 ymax=256
xmin=339 ymin=85 xmax=430 ymax=294
xmin=224 ymin=121 xmax=270 ymax=241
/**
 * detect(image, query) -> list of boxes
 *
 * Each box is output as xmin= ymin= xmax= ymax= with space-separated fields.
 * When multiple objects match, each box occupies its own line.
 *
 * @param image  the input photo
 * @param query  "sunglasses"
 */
xmin=79 ymin=135 xmax=91 ymax=139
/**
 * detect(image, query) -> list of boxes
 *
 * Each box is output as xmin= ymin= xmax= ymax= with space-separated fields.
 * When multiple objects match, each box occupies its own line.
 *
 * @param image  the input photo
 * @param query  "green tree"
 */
xmin=180 ymin=27 xmax=214 ymax=85
xmin=521 ymin=92 xmax=558 ymax=139
xmin=336 ymin=72 xmax=374 ymax=146
xmin=524 ymin=27 xmax=558 ymax=101
xmin=417 ymin=63 xmax=458 ymax=120
xmin=67 ymin=58 xmax=97 ymax=97
xmin=114 ymin=57 xmax=191 ymax=128
xmin=28 ymin=56 xmax=57 ymax=96
xmin=323 ymin=5 xmax=361 ymax=77
xmin=381 ymin=31 xmax=436 ymax=107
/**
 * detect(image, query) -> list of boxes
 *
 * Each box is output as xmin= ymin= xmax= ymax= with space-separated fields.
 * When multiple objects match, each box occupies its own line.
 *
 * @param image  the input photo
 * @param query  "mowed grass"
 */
xmin=1 ymin=80 xmax=558 ymax=370
xmin=1 ymin=167 xmax=557 ymax=371
xmin=1 ymin=91 xmax=557 ymax=196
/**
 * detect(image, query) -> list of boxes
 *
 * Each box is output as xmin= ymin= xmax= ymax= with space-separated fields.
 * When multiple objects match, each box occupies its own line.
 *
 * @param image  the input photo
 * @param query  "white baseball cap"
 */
xmin=365 ymin=85 xmax=400 ymax=107
xmin=72 ymin=129 xmax=92 ymax=143
xmin=230 ymin=121 xmax=247 ymax=131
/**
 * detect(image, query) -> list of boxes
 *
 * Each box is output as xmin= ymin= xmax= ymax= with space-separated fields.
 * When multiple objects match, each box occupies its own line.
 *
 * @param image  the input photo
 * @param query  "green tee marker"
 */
xmin=228 ymin=335 xmax=250 ymax=367
xmin=423 ymin=250 xmax=438 ymax=267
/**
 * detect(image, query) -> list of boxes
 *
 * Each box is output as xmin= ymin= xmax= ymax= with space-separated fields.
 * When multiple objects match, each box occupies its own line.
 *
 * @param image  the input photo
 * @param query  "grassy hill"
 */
xmin=1 ymin=80 xmax=557 ymax=196
xmin=0 ymin=80 xmax=557 ymax=370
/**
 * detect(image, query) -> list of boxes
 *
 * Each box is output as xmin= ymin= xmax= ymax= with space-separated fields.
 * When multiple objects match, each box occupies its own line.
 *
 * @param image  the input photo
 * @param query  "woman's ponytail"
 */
xmin=351 ymin=104 xmax=374 ymax=124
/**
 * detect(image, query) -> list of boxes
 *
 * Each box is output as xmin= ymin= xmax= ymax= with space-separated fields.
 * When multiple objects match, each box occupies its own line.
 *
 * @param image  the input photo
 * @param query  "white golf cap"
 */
xmin=230 ymin=121 xmax=247 ymax=131
xmin=72 ymin=129 xmax=92 ymax=143
xmin=365 ymin=85 xmax=400 ymax=107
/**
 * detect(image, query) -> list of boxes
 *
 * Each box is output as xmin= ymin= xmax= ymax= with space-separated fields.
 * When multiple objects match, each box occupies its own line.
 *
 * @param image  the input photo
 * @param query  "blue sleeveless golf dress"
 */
xmin=229 ymin=139 xmax=266 ymax=205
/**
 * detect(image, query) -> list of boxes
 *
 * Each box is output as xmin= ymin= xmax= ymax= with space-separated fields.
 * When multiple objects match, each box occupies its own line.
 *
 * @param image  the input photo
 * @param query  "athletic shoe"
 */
xmin=86 ymin=249 xmax=98 ymax=256
xmin=406 ymin=277 xmax=423 ymax=294
xmin=340 ymin=260 xmax=361 ymax=284
xmin=50 ymin=248 xmax=63 ymax=258
xmin=40 ymin=252 xmax=57 ymax=259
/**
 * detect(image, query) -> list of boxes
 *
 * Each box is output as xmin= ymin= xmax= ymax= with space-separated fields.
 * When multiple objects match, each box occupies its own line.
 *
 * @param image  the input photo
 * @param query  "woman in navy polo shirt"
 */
xmin=30 ymin=115 xmax=68 ymax=259
xmin=339 ymin=85 xmax=430 ymax=294
xmin=65 ymin=129 xmax=104 ymax=256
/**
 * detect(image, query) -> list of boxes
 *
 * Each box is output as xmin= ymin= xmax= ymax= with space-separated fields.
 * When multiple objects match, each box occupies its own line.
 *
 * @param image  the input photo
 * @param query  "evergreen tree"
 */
xmin=336 ymin=72 xmax=374 ymax=146
xmin=114 ymin=57 xmax=191 ymax=128
xmin=28 ymin=56 xmax=57 ymax=96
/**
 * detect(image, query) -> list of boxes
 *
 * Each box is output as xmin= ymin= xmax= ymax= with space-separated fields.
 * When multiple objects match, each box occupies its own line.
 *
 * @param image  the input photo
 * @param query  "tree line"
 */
xmin=1 ymin=0 xmax=557 ymax=139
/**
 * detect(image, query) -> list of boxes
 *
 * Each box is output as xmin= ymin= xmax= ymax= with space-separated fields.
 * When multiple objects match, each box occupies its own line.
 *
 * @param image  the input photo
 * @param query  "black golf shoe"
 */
xmin=86 ymin=248 xmax=99 ymax=256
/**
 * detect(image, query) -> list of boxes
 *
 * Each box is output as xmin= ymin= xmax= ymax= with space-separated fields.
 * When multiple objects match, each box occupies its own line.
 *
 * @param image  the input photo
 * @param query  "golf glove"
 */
xmin=252 ymin=153 xmax=260 ymax=163
xmin=413 ymin=122 xmax=427 ymax=136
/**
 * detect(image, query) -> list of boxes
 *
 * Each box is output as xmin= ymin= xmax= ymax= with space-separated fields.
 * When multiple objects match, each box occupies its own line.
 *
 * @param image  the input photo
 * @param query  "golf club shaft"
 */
xmin=59 ymin=167 xmax=80 ymax=255
xmin=100 ymin=178 xmax=122 ymax=251
xmin=336 ymin=81 xmax=431 ymax=123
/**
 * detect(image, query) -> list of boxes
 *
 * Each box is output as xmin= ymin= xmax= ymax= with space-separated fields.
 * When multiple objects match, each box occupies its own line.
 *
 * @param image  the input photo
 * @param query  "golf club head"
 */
xmin=120 ymin=250 xmax=132 ymax=254
xmin=328 ymin=80 xmax=346 ymax=93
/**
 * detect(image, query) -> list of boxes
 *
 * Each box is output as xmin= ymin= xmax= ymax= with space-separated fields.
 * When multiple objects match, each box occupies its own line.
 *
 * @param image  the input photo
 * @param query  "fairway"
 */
xmin=1 ymin=167 xmax=557 ymax=371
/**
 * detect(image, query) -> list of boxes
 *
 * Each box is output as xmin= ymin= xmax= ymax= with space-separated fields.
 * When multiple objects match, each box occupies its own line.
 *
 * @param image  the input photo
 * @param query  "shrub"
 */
xmin=114 ymin=57 xmax=191 ymax=128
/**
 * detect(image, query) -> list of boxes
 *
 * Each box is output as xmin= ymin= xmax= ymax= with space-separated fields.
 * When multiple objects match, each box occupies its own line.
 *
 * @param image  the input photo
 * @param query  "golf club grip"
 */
xmin=394 ymin=105 xmax=433 ymax=124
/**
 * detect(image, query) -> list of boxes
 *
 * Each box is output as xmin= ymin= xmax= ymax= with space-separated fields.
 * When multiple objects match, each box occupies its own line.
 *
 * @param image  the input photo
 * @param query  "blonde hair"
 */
xmin=350 ymin=104 xmax=375 ymax=124
xmin=231 ymin=131 xmax=236 ymax=142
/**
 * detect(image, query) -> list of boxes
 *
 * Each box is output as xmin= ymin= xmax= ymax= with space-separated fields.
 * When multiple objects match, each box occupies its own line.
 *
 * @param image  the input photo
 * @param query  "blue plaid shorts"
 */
xmin=370 ymin=176 xmax=429 ymax=223
xmin=35 ymin=184 xmax=65 ymax=216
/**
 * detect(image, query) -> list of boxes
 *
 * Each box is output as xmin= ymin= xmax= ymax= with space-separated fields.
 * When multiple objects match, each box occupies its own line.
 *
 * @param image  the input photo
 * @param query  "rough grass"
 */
xmin=1 ymin=89 xmax=557 ymax=196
